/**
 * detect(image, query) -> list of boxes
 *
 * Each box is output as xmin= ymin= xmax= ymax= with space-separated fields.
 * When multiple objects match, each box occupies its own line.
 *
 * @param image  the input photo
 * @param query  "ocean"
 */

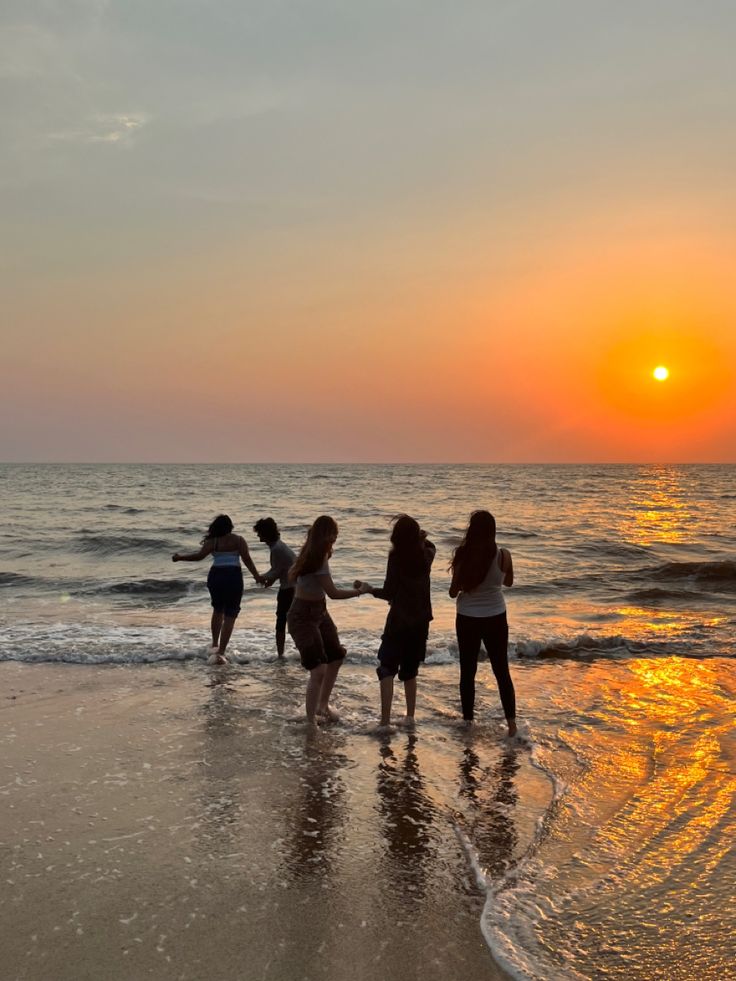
xmin=1 ymin=463 xmax=734 ymax=980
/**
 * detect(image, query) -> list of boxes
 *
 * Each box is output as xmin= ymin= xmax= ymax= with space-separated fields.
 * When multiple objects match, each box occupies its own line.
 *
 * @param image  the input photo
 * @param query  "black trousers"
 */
xmin=456 ymin=611 xmax=516 ymax=721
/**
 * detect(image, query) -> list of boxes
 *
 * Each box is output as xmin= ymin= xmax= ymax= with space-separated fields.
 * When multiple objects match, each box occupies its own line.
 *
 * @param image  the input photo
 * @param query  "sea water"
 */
xmin=1 ymin=463 xmax=734 ymax=979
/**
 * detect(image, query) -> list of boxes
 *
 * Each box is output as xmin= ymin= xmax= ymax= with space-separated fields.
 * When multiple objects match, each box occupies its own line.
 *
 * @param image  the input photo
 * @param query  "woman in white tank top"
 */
xmin=449 ymin=510 xmax=517 ymax=736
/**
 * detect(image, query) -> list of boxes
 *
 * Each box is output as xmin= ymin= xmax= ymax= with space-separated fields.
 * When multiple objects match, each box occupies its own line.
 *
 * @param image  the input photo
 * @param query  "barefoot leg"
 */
xmin=276 ymin=629 xmax=286 ymax=658
xmin=318 ymin=660 xmax=342 ymax=718
xmin=306 ymin=664 xmax=327 ymax=724
xmin=403 ymin=677 xmax=417 ymax=721
xmin=210 ymin=610 xmax=223 ymax=649
xmin=379 ymin=675 xmax=394 ymax=727
xmin=217 ymin=615 xmax=237 ymax=658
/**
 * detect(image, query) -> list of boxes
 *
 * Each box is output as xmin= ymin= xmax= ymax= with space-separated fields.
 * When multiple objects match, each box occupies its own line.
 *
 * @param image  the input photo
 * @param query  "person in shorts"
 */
xmin=287 ymin=515 xmax=367 ymax=727
xmin=253 ymin=517 xmax=296 ymax=658
xmin=355 ymin=514 xmax=436 ymax=732
xmin=173 ymin=514 xmax=263 ymax=664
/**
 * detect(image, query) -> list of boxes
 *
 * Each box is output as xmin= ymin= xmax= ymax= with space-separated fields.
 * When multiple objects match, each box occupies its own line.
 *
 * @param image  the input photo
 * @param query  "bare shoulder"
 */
xmin=218 ymin=533 xmax=243 ymax=549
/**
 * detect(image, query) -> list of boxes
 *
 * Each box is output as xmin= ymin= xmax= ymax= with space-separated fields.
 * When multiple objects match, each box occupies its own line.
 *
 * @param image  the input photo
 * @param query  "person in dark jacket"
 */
xmin=355 ymin=515 xmax=436 ymax=732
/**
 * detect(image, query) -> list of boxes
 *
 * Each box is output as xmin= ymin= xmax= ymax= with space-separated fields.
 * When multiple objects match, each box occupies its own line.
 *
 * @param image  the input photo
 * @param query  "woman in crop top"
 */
xmin=287 ymin=515 xmax=367 ymax=727
xmin=449 ymin=510 xmax=517 ymax=736
xmin=173 ymin=514 xmax=262 ymax=664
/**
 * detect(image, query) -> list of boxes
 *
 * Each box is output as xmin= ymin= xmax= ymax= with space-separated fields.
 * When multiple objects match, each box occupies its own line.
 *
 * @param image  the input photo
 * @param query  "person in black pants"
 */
xmin=254 ymin=517 xmax=296 ymax=658
xmin=449 ymin=510 xmax=517 ymax=737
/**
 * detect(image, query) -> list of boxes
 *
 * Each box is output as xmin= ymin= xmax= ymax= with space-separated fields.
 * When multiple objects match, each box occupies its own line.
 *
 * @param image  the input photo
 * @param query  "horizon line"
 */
xmin=1 ymin=460 xmax=734 ymax=467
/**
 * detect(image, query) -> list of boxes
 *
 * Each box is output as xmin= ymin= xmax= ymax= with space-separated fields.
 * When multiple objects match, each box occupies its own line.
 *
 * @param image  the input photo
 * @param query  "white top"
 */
xmin=296 ymin=560 xmax=330 ymax=600
xmin=456 ymin=549 xmax=507 ymax=617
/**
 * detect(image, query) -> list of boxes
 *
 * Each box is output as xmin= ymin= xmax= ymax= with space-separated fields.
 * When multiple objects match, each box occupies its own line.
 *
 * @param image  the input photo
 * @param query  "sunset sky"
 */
xmin=2 ymin=1 xmax=735 ymax=462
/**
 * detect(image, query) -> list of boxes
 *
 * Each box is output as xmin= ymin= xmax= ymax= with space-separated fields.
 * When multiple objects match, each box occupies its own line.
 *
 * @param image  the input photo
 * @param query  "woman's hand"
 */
xmin=353 ymin=580 xmax=373 ymax=594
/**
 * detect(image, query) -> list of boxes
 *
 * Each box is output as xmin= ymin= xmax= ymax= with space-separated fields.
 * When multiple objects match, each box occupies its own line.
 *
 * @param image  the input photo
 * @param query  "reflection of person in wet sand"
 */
xmin=280 ymin=743 xmax=347 ymax=881
xmin=195 ymin=675 xmax=243 ymax=850
xmin=376 ymin=735 xmax=436 ymax=896
xmin=458 ymin=744 xmax=519 ymax=878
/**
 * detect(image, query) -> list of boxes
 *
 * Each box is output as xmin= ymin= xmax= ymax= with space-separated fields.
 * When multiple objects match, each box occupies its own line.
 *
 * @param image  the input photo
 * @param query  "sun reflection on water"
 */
xmin=625 ymin=466 xmax=692 ymax=546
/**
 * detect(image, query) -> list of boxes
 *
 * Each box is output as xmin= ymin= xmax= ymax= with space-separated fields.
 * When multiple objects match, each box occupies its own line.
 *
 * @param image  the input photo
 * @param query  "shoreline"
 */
xmin=1 ymin=661 xmax=537 ymax=981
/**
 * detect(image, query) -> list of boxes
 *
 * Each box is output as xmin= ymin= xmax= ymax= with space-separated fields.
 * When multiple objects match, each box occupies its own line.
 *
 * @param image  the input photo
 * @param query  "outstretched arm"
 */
xmin=319 ymin=574 xmax=362 ymax=600
xmin=172 ymin=541 xmax=213 ymax=562
xmin=366 ymin=556 xmax=397 ymax=602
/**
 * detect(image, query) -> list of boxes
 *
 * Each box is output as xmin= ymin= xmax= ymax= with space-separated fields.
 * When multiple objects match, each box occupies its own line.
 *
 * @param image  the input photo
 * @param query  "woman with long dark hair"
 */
xmin=356 ymin=515 xmax=436 ymax=732
xmin=173 ymin=514 xmax=262 ymax=664
xmin=287 ymin=516 xmax=366 ymax=727
xmin=449 ymin=510 xmax=517 ymax=736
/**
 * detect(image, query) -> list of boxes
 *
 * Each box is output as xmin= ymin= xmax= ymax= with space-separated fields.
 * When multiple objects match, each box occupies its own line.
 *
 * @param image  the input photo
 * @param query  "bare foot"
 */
xmin=208 ymin=654 xmax=228 ymax=665
xmin=371 ymin=723 xmax=395 ymax=736
xmin=317 ymin=706 xmax=340 ymax=723
xmin=396 ymin=716 xmax=416 ymax=729
xmin=507 ymin=719 xmax=518 ymax=738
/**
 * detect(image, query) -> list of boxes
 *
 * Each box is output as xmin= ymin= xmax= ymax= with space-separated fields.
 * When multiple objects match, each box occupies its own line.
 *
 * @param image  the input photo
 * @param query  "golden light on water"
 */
xmin=653 ymin=365 xmax=669 ymax=381
xmin=628 ymin=467 xmax=690 ymax=546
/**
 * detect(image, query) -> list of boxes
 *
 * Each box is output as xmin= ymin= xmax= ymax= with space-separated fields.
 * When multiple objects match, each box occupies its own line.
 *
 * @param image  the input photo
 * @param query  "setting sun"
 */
xmin=653 ymin=366 xmax=670 ymax=381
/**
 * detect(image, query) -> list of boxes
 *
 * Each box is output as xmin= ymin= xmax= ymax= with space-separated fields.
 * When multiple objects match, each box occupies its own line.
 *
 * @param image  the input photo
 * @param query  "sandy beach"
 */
xmin=1 ymin=661 xmax=554 ymax=981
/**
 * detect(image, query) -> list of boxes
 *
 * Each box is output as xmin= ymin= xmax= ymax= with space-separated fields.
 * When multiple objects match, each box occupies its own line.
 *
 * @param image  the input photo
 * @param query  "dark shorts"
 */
xmin=207 ymin=566 xmax=243 ymax=619
xmin=276 ymin=587 xmax=295 ymax=631
xmin=376 ymin=625 xmax=429 ymax=682
xmin=287 ymin=597 xmax=346 ymax=671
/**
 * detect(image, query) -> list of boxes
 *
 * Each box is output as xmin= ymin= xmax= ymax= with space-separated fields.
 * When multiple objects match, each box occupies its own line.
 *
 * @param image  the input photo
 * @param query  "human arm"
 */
xmin=238 ymin=537 xmax=263 ymax=583
xmin=500 ymin=548 xmax=514 ymax=587
xmin=448 ymin=566 xmax=461 ymax=598
xmin=317 ymin=574 xmax=362 ymax=600
xmin=172 ymin=541 xmax=214 ymax=562
xmin=365 ymin=555 xmax=397 ymax=602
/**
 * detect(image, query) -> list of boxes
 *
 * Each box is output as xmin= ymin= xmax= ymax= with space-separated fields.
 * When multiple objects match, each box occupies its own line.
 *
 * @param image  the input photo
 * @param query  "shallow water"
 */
xmin=1 ymin=463 xmax=734 ymax=664
xmin=1 ymin=464 xmax=735 ymax=979
xmin=1 ymin=658 xmax=733 ymax=981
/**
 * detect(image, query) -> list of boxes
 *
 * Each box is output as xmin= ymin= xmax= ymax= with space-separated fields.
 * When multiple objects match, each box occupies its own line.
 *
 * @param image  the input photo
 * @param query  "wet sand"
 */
xmin=0 ymin=662 xmax=551 ymax=981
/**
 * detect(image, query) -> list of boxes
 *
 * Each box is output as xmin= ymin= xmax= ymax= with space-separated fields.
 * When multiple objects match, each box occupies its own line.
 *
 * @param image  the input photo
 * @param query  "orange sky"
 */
xmin=2 ymin=4 xmax=735 ymax=461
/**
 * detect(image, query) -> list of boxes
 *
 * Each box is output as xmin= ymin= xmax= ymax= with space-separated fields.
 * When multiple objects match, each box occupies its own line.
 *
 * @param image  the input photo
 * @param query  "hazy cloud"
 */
xmin=48 ymin=111 xmax=151 ymax=145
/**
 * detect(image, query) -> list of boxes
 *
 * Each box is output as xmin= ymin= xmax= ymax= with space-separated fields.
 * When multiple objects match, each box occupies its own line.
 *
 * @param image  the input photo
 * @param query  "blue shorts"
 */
xmin=207 ymin=567 xmax=243 ymax=619
xmin=376 ymin=626 xmax=429 ymax=681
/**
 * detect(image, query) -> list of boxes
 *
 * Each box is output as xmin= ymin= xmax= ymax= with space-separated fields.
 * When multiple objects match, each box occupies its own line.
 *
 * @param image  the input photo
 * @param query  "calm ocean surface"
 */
xmin=1 ymin=464 xmax=734 ymax=979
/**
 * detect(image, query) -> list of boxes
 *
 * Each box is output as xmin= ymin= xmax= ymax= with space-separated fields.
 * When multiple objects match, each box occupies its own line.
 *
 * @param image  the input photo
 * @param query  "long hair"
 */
xmin=450 ymin=510 xmax=497 ymax=592
xmin=289 ymin=515 xmax=338 ymax=582
xmin=203 ymin=514 xmax=233 ymax=544
xmin=389 ymin=514 xmax=426 ymax=576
